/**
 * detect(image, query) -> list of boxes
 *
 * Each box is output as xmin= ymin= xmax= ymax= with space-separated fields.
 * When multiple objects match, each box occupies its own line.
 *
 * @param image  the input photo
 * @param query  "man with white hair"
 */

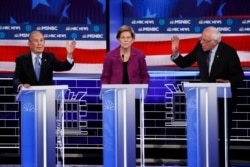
xmin=171 ymin=26 xmax=244 ymax=166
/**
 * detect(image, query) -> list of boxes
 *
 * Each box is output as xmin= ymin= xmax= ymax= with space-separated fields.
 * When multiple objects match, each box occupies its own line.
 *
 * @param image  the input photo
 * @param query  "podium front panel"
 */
xmin=102 ymin=89 xmax=117 ymax=167
xmin=101 ymin=84 xmax=148 ymax=167
xmin=183 ymin=82 xmax=231 ymax=167
xmin=20 ymin=91 xmax=37 ymax=166
xmin=17 ymin=85 xmax=68 ymax=167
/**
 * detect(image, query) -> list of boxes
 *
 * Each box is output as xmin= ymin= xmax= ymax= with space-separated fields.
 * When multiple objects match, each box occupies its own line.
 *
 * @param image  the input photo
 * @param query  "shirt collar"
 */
xmin=210 ymin=43 xmax=219 ymax=55
xmin=31 ymin=52 xmax=42 ymax=60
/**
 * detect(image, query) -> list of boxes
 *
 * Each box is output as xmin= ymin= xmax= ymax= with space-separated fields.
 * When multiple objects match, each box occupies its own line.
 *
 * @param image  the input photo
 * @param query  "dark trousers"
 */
xmin=135 ymin=99 xmax=141 ymax=161
xmin=135 ymin=99 xmax=141 ymax=136
xmin=218 ymin=98 xmax=234 ymax=167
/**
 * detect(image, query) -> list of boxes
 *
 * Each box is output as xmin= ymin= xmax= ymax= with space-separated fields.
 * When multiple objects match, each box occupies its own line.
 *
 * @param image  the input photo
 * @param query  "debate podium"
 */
xmin=101 ymin=84 xmax=148 ymax=167
xmin=183 ymin=82 xmax=231 ymax=167
xmin=16 ymin=85 xmax=68 ymax=167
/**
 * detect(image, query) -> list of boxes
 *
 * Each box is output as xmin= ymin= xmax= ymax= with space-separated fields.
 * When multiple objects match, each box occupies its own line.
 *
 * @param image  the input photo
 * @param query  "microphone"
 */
xmin=122 ymin=54 xmax=124 ymax=62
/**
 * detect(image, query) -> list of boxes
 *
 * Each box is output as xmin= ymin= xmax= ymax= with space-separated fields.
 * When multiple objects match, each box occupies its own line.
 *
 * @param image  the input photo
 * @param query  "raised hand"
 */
xmin=66 ymin=40 xmax=76 ymax=56
xmin=171 ymin=35 xmax=180 ymax=55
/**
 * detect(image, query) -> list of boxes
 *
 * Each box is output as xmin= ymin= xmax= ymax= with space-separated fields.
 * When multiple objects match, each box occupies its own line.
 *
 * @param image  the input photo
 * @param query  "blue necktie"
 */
xmin=35 ymin=56 xmax=41 ymax=80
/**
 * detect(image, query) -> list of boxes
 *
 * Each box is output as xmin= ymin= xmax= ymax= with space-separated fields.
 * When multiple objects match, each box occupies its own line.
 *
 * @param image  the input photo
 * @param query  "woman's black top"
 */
xmin=122 ymin=61 xmax=129 ymax=84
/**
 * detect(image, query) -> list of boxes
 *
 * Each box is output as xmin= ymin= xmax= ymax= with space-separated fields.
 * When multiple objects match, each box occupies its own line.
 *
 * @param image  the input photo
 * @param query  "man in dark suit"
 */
xmin=170 ymin=26 xmax=244 ymax=166
xmin=13 ymin=30 xmax=76 ymax=92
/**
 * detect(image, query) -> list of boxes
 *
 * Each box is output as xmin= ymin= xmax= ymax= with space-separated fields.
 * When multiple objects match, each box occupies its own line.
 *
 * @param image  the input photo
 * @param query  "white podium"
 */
xmin=183 ymin=82 xmax=231 ymax=167
xmin=101 ymin=84 xmax=148 ymax=167
xmin=16 ymin=85 xmax=68 ymax=167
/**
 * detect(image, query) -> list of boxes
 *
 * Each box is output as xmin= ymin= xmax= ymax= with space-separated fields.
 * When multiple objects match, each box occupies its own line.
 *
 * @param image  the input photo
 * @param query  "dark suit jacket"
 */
xmin=13 ymin=52 xmax=74 ymax=92
xmin=173 ymin=41 xmax=244 ymax=99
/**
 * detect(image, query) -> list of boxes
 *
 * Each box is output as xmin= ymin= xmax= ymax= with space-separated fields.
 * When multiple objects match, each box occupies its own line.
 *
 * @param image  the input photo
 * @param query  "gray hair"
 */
xmin=203 ymin=26 xmax=221 ymax=42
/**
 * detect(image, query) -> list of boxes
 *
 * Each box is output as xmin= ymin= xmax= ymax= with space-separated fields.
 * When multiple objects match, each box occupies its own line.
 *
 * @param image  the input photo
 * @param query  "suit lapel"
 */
xmin=210 ymin=43 xmax=222 ymax=76
xmin=40 ymin=53 xmax=48 ymax=80
xmin=25 ymin=53 xmax=38 ymax=81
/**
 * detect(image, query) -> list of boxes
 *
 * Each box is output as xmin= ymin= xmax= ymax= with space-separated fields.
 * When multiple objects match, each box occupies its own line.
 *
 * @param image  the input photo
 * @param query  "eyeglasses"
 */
xmin=200 ymin=37 xmax=214 ymax=43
